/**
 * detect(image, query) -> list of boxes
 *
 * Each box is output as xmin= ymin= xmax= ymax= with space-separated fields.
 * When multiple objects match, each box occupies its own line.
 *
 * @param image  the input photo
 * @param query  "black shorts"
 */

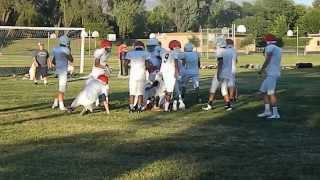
xmin=36 ymin=67 xmax=48 ymax=77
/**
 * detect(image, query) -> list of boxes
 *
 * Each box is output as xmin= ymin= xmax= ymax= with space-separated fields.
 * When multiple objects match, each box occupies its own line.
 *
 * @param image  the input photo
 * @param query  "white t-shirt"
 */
xmin=125 ymin=50 xmax=150 ymax=81
xmin=93 ymin=48 xmax=110 ymax=67
xmin=160 ymin=50 xmax=178 ymax=76
xmin=184 ymin=51 xmax=199 ymax=75
xmin=265 ymin=44 xmax=282 ymax=77
xmin=226 ymin=46 xmax=237 ymax=75
xmin=216 ymin=47 xmax=233 ymax=80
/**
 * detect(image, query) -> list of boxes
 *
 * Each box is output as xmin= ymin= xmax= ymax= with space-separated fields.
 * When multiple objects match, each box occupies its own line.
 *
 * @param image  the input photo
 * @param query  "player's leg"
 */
xmin=221 ymin=79 xmax=232 ymax=111
xmin=203 ymin=76 xmax=219 ymax=110
xmin=191 ymin=74 xmax=201 ymax=103
xmin=100 ymin=93 xmax=110 ymax=114
xmin=227 ymin=77 xmax=236 ymax=103
xmin=267 ymin=76 xmax=280 ymax=119
xmin=52 ymin=72 xmax=67 ymax=110
xmin=258 ymin=76 xmax=273 ymax=117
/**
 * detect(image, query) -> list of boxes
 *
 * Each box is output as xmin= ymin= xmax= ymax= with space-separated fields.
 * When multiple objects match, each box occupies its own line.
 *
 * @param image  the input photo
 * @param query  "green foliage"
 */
xmin=240 ymin=34 xmax=255 ymax=48
xmin=299 ymin=8 xmax=320 ymax=34
xmin=234 ymin=16 xmax=269 ymax=37
xmin=147 ymin=6 xmax=174 ymax=33
xmin=15 ymin=0 xmax=40 ymax=26
xmin=112 ymin=0 xmax=142 ymax=38
xmin=208 ymin=1 xmax=242 ymax=28
xmin=188 ymin=35 xmax=200 ymax=48
xmin=160 ymin=0 xmax=199 ymax=32
xmin=269 ymin=15 xmax=288 ymax=38
xmin=282 ymin=37 xmax=312 ymax=47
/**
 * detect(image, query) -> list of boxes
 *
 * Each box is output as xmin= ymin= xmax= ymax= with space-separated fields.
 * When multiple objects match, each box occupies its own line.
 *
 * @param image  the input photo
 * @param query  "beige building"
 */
xmin=305 ymin=34 xmax=320 ymax=54
xmin=155 ymin=32 xmax=255 ymax=54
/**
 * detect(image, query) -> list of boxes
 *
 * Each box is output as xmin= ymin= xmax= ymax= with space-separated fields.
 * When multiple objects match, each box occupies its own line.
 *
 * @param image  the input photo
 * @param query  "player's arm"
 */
xmin=259 ymin=52 xmax=272 ymax=74
xmin=94 ymin=58 xmax=105 ymax=69
xmin=198 ymin=56 xmax=201 ymax=69
xmin=32 ymin=57 xmax=39 ymax=67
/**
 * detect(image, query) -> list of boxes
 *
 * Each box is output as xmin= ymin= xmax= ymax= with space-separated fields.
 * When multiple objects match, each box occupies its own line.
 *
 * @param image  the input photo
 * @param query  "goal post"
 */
xmin=0 ymin=26 xmax=86 ymax=73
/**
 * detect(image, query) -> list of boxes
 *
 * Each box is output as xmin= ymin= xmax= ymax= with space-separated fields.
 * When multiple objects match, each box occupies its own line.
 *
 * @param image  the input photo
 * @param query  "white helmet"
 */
xmin=149 ymin=33 xmax=156 ymax=39
xmin=184 ymin=43 xmax=194 ymax=52
xmin=215 ymin=36 xmax=226 ymax=48
xmin=147 ymin=38 xmax=159 ymax=46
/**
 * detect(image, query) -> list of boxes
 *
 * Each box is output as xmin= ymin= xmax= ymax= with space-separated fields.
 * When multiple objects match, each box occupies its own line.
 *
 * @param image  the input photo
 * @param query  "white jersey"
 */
xmin=91 ymin=48 xmax=111 ymax=77
xmin=265 ymin=44 xmax=282 ymax=77
xmin=125 ymin=50 xmax=150 ymax=81
xmin=226 ymin=46 xmax=237 ymax=75
xmin=160 ymin=50 xmax=178 ymax=75
xmin=71 ymin=78 xmax=107 ymax=108
xmin=216 ymin=47 xmax=233 ymax=80
xmin=184 ymin=51 xmax=199 ymax=75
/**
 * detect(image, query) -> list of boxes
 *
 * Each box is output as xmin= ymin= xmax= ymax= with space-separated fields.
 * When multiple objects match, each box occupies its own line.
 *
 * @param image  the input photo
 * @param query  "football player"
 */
xmin=90 ymin=39 xmax=112 ymax=79
xmin=257 ymin=34 xmax=282 ymax=119
xmin=32 ymin=42 xmax=51 ymax=85
xmin=203 ymin=37 xmax=233 ymax=111
xmin=180 ymin=42 xmax=201 ymax=103
xmin=226 ymin=39 xmax=238 ymax=103
xmin=160 ymin=40 xmax=183 ymax=112
xmin=125 ymin=41 xmax=150 ymax=113
xmin=69 ymin=75 xmax=110 ymax=115
xmin=51 ymin=36 xmax=73 ymax=111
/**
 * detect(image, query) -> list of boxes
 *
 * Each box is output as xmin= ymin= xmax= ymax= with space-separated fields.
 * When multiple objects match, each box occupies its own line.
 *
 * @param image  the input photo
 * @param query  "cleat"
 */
xmin=52 ymin=104 xmax=58 ymax=109
xmin=267 ymin=114 xmax=280 ymax=119
xmin=202 ymin=104 xmax=213 ymax=111
xmin=257 ymin=112 xmax=272 ymax=118
xmin=59 ymin=106 xmax=67 ymax=111
xmin=172 ymin=100 xmax=178 ymax=111
xmin=179 ymin=100 xmax=185 ymax=110
xmin=225 ymin=105 xmax=233 ymax=111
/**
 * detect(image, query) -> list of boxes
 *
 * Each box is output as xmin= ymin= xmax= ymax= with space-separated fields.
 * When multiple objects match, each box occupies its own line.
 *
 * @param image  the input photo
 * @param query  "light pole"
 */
xmin=287 ymin=26 xmax=299 ymax=56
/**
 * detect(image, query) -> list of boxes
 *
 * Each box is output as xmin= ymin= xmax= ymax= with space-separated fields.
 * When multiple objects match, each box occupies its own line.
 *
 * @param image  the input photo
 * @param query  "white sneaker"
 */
xmin=267 ymin=114 xmax=280 ymax=119
xmin=257 ymin=112 xmax=272 ymax=118
xmin=59 ymin=106 xmax=67 ymax=111
xmin=52 ymin=104 xmax=58 ymax=109
xmin=202 ymin=104 xmax=212 ymax=111
xmin=172 ymin=100 xmax=178 ymax=111
xmin=179 ymin=100 xmax=185 ymax=110
xmin=164 ymin=102 xmax=170 ymax=112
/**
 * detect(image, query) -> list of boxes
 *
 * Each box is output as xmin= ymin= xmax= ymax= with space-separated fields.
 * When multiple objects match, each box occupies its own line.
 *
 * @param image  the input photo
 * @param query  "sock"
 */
xmin=129 ymin=104 xmax=134 ymax=109
xmin=59 ymin=101 xmax=65 ymax=108
xmin=265 ymin=104 xmax=271 ymax=113
xmin=44 ymin=79 xmax=48 ymax=85
xmin=272 ymin=107 xmax=279 ymax=115
xmin=53 ymin=98 xmax=58 ymax=106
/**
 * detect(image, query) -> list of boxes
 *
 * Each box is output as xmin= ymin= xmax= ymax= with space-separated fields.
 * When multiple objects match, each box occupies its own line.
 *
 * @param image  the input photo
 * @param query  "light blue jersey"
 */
xmin=147 ymin=46 xmax=161 ymax=69
xmin=52 ymin=46 xmax=71 ymax=74
xmin=184 ymin=52 xmax=199 ymax=75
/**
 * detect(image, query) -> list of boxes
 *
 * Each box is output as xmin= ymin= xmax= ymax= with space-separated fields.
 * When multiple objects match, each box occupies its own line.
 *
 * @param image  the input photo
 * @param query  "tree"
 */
xmin=160 ymin=0 xmax=199 ymax=32
xmin=0 ymin=0 xmax=17 ymax=25
xmin=208 ymin=1 xmax=242 ymax=28
xmin=112 ymin=0 xmax=143 ymax=38
xmin=147 ymin=6 xmax=174 ymax=33
xmin=234 ymin=16 xmax=269 ymax=37
xmin=15 ymin=0 xmax=40 ymax=26
xmin=269 ymin=15 xmax=288 ymax=38
xmin=299 ymin=8 xmax=320 ymax=34
xmin=313 ymin=0 xmax=320 ymax=8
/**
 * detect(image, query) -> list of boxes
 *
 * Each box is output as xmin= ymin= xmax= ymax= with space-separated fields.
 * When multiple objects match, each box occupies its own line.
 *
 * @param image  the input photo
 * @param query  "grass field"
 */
xmin=0 ymin=51 xmax=320 ymax=179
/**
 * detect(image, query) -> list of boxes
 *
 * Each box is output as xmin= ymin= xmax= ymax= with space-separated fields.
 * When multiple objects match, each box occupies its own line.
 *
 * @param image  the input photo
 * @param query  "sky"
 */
xmin=145 ymin=0 xmax=313 ymax=9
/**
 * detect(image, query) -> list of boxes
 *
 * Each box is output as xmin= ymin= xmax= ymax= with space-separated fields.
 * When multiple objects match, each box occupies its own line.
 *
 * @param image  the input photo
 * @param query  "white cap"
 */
xmin=215 ymin=36 xmax=226 ymax=48
xmin=184 ymin=43 xmax=194 ymax=52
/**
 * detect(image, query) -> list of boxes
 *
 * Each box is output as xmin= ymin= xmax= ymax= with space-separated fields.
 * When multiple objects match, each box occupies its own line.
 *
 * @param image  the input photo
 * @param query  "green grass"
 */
xmin=0 ymin=52 xmax=320 ymax=179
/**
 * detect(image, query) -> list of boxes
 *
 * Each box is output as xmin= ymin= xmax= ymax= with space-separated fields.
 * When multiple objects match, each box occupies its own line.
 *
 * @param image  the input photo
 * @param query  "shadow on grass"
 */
xmin=0 ymin=69 xmax=319 ymax=179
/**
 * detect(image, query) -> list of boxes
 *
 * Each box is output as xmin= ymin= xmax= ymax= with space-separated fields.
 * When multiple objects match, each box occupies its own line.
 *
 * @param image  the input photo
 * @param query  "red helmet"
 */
xmin=263 ymin=34 xmax=277 ymax=42
xmin=97 ymin=75 xmax=109 ymax=84
xmin=134 ymin=41 xmax=145 ymax=49
xmin=100 ymin=39 xmax=112 ymax=48
xmin=169 ymin=40 xmax=181 ymax=50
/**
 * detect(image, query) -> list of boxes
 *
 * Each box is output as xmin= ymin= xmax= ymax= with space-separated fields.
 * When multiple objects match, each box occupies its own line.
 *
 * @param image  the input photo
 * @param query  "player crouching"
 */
xmin=68 ymin=75 xmax=110 ymax=115
xmin=125 ymin=41 xmax=150 ymax=113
